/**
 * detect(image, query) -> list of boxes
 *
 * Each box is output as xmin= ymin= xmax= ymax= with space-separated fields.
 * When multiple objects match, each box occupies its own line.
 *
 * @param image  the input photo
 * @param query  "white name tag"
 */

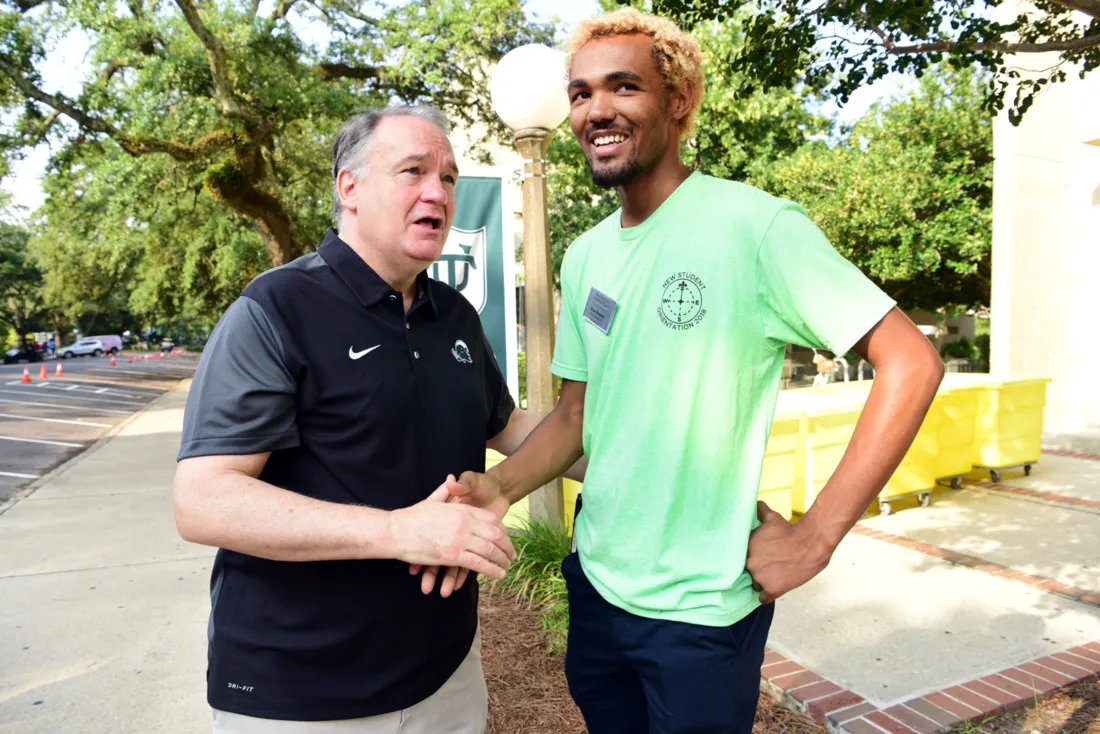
xmin=583 ymin=288 xmax=618 ymax=335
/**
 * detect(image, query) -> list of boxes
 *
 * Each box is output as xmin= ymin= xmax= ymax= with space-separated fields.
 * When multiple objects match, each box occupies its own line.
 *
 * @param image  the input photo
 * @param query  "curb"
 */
xmin=762 ymin=642 xmax=1100 ymax=733
xmin=0 ymin=378 xmax=192 ymax=516
xmin=1041 ymin=446 xmax=1100 ymax=462
xmin=972 ymin=480 xmax=1100 ymax=515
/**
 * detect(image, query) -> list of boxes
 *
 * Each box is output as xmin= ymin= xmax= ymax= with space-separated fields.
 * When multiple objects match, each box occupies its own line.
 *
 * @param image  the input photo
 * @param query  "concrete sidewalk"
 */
xmin=1 ymin=380 xmax=1098 ymax=734
xmin=767 ymin=454 xmax=1100 ymax=732
xmin=0 ymin=383 xmax=214 ymax=734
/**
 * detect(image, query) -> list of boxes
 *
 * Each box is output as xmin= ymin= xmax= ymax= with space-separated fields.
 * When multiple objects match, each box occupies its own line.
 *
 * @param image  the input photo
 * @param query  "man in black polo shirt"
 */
xmin=174 ymin=106 xmax=534 ymax=732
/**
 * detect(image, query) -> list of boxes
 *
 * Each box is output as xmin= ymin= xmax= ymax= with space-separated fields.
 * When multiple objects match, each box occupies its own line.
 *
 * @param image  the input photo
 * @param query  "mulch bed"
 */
xmin=479 ymin=588 xmax=825 ymax=734
xmin=962 ymin=678 xmax=1100 ymax=734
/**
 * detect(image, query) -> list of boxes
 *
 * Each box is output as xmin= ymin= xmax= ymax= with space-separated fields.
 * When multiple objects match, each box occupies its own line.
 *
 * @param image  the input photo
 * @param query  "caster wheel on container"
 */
xmin=951 ymin=477 xmax=963 ymax=490
xmin=878 ymin=501 xmax=892 ymax=516
xmin=918 ymin=492 xmax=932 ymax=508
xmin=1024 ymin=464 xmax=1032 ymax=476
xmin=990 ymin=469 xmax=1001 ymax=484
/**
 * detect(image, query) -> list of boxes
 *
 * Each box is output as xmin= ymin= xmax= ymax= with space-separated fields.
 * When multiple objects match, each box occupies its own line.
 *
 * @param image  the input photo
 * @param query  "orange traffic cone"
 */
xmin=55 ymin=361 xmax=63 ymax=377
xmin=39 ymin=364 xmax=48 ymax=380
xmin=109 ymin=355 xmax=116 ymax=366
xmin=22 ymin=366 xmax=31 ymax=384
xmin=127 ymin=355 xmax=132 ymax=363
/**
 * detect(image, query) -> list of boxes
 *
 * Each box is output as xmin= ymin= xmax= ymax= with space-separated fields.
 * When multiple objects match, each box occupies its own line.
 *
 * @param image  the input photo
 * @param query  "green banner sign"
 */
xmin=429 ymin=170 xmax=519 ymax=398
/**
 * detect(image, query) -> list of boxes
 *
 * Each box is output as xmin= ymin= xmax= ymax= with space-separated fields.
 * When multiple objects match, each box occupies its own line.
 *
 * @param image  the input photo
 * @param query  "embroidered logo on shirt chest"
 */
xmin=452 ymin=339 xmax=474 ymax=364
xmin=658 ymin=272 xmax=707 ymax=330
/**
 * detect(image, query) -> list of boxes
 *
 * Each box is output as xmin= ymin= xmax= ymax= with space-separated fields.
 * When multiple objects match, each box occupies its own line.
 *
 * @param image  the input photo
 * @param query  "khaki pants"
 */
xmin=212 ymin=628 xmax=486 ymax=734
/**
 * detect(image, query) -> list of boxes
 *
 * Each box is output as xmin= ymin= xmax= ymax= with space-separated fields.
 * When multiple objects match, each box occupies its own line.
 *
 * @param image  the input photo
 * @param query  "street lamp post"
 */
xmin=490 ymin=44 xmax=570 ymax=525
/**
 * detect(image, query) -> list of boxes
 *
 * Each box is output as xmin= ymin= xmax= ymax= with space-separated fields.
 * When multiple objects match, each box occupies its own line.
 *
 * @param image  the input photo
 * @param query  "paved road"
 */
xmin=0 ymin=352 xmax=197 ymax=508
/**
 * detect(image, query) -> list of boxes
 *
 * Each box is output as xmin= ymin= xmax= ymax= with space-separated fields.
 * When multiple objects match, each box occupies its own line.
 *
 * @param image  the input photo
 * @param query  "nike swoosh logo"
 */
xmin=349 ymin=345 xmax=381 ymax=360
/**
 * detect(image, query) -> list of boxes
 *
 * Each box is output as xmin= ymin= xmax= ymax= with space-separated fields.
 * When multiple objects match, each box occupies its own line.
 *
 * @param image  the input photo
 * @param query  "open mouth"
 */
xmin=592 ymin=133 xmax=627 ymax=147
xmin=413 ymin=215 xmax=444 ymax=232
xmin=589 ymin=131 xmax=629 ymax=157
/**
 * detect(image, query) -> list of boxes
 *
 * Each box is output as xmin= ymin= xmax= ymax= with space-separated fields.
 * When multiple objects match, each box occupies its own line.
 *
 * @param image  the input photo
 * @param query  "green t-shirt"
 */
xmin=550 ymin=172 xmax=895 ymax=627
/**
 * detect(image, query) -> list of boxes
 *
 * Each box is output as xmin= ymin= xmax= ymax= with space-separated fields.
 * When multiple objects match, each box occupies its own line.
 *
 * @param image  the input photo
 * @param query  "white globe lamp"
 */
xmin=490 ymin=44 xmax=569 ymax=132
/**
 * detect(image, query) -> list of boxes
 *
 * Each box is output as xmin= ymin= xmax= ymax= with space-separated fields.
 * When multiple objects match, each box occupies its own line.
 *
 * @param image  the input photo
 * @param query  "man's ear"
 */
xmin=336 ymin=168 xmax=359 ymax=215
xmin=669 ymin=84 xmax=695 ymax=133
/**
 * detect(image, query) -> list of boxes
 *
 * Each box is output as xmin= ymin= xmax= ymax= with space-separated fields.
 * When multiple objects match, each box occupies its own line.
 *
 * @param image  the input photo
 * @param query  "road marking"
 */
xmin=0 ymin=413 xmax=111 ymax=428
xmin=0 ymin=435 xmax=83 ymax=448
xmin=14 ymin=382 xmax=157 ymax=399
xmin=0 ymin=471 xmax=39 ymax=479
xmin=0 ymin=397 xmax=131 ymax=415
xmin=95 ymin=388 xmax=107 ymax=394
xmin=0 ymin=389 xmax=144 ymax=407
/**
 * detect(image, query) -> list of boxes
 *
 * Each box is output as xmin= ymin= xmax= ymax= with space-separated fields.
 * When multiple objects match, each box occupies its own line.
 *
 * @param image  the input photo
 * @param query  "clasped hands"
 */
xmin=396 ymin=470 xmax=510 ymax=598
xmin=396 ymin=481 xmax=835 ymax=603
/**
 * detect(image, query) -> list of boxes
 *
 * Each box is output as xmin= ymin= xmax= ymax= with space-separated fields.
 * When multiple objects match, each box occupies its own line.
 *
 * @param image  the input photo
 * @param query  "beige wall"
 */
xmin=991 ymin=2 xmax=1100 ymax=432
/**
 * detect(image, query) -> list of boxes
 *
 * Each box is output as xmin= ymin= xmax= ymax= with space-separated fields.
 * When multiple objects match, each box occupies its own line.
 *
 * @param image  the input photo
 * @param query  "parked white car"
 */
xmin=59 ymin=339 xmax=106 ymax=359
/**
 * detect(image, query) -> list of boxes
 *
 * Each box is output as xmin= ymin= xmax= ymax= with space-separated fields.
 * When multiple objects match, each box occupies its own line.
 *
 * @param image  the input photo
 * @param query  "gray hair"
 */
xmin=331 ymin=105 xmax=451 ymax=222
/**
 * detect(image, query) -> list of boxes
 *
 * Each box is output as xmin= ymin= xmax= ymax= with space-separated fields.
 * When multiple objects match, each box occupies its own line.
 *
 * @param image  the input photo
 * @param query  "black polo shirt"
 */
xmin=178 ymin=230 xmax=514 ymax=721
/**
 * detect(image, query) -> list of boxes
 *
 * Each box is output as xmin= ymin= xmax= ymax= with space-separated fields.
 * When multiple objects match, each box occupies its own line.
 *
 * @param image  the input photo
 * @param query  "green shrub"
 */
xmin=941 ymin=337 xmax=980 ymax=361
xmin=489 ymin=517 xmax=572 ymax=654
xmin=974 ymin=334 xmax=990 ymax=364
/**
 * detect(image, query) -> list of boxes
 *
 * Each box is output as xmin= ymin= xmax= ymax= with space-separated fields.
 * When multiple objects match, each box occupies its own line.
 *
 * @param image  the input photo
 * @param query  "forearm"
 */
xmin=491 ymin=406 xmax=584 ymax=504
xmin=491 ymin=407 xmax=588 ymax=484
xmin=174 ymin=461 xmax=394 ymax=562
xmin=798 ymin=352 xmax=944 ymax=552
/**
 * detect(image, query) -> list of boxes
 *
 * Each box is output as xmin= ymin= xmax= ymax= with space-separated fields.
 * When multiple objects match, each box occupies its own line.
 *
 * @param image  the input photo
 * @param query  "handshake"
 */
xmin=389 ymin=471 xmax=514 ymax=598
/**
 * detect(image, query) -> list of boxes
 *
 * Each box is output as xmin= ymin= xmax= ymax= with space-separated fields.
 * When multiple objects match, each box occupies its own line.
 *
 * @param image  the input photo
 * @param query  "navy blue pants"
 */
xmin=561 ymin=552 xmax=774 ymax=734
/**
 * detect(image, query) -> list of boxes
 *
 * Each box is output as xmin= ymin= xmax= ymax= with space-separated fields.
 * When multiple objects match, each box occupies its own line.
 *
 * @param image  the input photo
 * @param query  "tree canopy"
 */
xmin=1 ymin=0 xmax=999 ymax=328
xmin=2 ymin=0 xmax=554 ymax=322
xmin=651 ymin=0 xmax=1099 ymax=124
xmin=0 ymin=213 xmax=49 ymax=344
xmin=754 ymin=66 xmax=992 ymax=311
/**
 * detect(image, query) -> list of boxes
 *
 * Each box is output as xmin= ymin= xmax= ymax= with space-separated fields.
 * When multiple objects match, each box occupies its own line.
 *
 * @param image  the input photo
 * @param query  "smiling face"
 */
xmin=337 ymin=115 xmax=458 ymax=272
xmin=568 ymin=34 xmax=682 ymax=189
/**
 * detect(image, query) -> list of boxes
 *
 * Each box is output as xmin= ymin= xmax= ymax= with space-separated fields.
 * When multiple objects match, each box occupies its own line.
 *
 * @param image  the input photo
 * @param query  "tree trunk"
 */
xmin=205 ymin=174 xmax=298 ymax=267
xmin=11 ymin=297 xmax=28 ymax=350
xmin=52 ymin=311 xmax=63 ymax=351
xmin=256 ymin=219 xmax=296 ymax=267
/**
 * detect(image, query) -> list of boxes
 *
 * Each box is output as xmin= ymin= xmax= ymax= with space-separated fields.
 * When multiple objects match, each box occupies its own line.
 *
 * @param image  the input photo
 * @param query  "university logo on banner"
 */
xmin=430 ymin=226 xmax=487 ymax=313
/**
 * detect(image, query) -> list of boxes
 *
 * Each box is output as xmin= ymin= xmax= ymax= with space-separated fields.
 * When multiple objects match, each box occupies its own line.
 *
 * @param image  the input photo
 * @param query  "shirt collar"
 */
xmin=317 ymin=229 xmax=438 ymax=314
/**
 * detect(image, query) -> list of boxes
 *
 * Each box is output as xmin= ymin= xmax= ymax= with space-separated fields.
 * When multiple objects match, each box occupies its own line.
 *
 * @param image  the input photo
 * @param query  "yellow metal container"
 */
xmin=933 ymin=384 xmax=982 ymax=487
xmin=878 ymin=395 xmax=941 ymax=512
xmin=780 ymin=382 xmax=944 ymax=513
xmin=760 ymin=411 xmax=800 ymax=520
xmin=563 ymin=479 xmax=582 ymax=536
xmin=941 ymin=374 xmax=1051 ymax=482
xmin=775 ymin=391 xmax=864 ymax=514
xmin=829 ymin=382 xmax=942 ymax=511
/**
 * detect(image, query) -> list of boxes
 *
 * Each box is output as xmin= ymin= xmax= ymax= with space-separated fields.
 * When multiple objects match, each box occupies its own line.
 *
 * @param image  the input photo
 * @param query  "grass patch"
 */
xmin=489 ymin=517 xmax=572 ymax=654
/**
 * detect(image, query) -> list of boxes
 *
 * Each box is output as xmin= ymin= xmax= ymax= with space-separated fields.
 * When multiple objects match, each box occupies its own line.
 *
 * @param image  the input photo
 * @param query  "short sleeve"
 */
xmin=177 ymin=297 xmax=299 ymax=460
xmin=550 ymin=247 xmax=588 ymax=382
xmin=757 ymin=204 xmax=896 ymax=356
xmin=480 ymin=332 xmax=515 ymax=440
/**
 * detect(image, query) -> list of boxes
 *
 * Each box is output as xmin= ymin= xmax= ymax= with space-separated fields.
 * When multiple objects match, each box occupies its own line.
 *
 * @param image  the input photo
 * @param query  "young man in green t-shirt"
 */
xmin=444 ymin=8 xmax=944 ymax=732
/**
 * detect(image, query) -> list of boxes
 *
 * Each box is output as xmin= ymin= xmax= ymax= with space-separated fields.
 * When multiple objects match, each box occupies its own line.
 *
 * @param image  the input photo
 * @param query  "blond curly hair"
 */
xmin=566 ymin=7 xmax=704 ymax=138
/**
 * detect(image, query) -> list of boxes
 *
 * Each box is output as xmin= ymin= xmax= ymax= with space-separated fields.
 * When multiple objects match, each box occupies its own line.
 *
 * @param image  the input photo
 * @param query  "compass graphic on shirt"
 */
xmin=658 ymin=272 xmax=707 ymax=331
